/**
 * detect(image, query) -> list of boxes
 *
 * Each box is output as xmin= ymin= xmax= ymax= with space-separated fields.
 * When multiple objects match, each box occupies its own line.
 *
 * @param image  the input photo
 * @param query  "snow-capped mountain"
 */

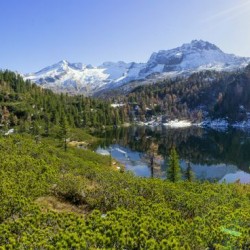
xmin=24 ymin=40 xmax=250 ymax=95
xmin=141 ymin=40 xmax=249 ymax=74
xmin=25 ymin=59 xmax=146 ymax=95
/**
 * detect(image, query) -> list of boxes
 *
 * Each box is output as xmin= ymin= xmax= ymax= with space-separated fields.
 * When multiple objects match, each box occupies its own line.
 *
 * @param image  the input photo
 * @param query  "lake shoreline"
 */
xmin=94 ymin=126 xmax=250 ymax=183
xmin=134 ymin=118 xmax=250 ymax=130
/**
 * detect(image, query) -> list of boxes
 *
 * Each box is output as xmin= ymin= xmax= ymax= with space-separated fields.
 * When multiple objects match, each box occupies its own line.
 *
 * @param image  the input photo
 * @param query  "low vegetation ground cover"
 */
xmin=0 ymin=134 xmax=249 ymax=249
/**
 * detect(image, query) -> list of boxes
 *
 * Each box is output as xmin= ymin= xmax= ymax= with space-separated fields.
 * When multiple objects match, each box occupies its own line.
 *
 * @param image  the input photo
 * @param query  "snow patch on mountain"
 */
xmin=24 ymin=40 xmax=250 ymax=95
xmin=163 ymin=120 xmax=192 ymax=128
xmin=26 ymin=60 xmax=111 ymax=95
xmin=143 ymin=40 xmax=249 ymax=74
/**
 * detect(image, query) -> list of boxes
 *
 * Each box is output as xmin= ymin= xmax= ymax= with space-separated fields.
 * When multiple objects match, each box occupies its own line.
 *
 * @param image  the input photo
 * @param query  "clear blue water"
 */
xmin=94 ymin=126 xmax=250 ymax=183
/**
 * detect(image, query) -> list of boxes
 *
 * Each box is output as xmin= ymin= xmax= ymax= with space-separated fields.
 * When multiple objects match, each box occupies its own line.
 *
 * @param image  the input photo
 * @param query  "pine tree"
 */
xmin=185 ymin=162 xmax=195 ymax=182
xmin=167 ymin=147 xmax=181 ymax=182
xmin=31 ymin=120 xmax=40 ymax=136
xmin=44 ymin=114 xmax=50 ymax=137
xmin=58 ymin=116 xmax=69 ymax=151
xmin=148 ymin=142 xmax=158 ymax=178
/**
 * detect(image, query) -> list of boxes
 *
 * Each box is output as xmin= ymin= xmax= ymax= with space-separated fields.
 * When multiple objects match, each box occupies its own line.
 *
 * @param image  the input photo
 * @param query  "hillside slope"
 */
xmin=0 ymin=135 xmax=249 ymax=249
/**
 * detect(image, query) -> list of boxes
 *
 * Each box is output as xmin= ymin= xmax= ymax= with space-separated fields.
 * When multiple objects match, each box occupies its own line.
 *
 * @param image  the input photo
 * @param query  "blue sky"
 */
xmin=1 ymin=0 xmax=250 ymax=73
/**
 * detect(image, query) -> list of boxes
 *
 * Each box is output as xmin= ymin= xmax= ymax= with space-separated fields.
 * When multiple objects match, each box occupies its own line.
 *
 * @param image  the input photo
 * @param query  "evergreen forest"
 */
xmin=106 ymin=64 xmax=250 ymax=122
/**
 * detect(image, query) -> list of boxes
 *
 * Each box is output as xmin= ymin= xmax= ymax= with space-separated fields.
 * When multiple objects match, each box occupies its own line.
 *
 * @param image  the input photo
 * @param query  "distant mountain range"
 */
xmin=24 ymin=40 xmax=250 ymax=96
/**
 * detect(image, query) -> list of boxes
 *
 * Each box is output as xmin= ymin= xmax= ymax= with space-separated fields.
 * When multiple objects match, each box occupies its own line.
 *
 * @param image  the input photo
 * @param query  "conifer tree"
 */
xmin=167 ymin=147 xmax=181 ymax=182
xmin=44 ymin=114 xmax=50 ymax=137
xmin=148 ymin=142 xmax=158 ymax=178
xmin=58 ymin=115 xmax=69 ymax=151
xmin=185 ymin=162 xmax=195 ymax=181
xmin=31 ymin=120 xmax=40 ymax=136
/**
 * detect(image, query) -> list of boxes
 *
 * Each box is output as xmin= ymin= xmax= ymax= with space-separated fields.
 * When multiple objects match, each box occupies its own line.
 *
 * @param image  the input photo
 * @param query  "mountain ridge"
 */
xmin=24 ymin=40 xmax=250 ymax=95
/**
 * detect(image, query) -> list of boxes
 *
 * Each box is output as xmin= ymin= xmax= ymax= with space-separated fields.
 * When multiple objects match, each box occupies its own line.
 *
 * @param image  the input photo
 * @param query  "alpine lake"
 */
xmin=93 ymin=126 xmax=250 ymax=183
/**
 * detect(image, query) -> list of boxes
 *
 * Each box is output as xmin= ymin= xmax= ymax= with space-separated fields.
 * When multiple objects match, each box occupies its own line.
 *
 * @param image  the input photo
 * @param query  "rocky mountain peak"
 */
xmin=188 ymin=40 xmax=222 ymax=51
xmin=24 ymin=40 xmax=250 ymax=96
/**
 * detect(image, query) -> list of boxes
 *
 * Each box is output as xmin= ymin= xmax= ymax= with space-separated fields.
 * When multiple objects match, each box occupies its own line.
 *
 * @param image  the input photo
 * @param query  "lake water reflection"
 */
xmin=94 ymin=126 xmax=250 ymax=183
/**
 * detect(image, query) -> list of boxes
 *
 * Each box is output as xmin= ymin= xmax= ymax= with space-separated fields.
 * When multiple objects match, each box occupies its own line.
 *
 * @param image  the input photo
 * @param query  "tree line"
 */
xmin=107 ymin=65 xmax=250 ymax=122
xmin=0 ymin=70 xmax=127 ymax=135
